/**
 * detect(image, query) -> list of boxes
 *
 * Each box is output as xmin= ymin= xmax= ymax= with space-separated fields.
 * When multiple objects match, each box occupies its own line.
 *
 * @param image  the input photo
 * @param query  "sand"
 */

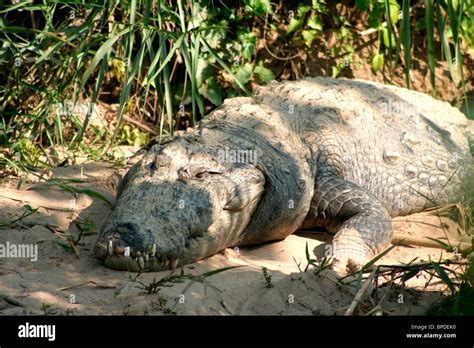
xmin=0 ymin=161 xmax=469 ymax=316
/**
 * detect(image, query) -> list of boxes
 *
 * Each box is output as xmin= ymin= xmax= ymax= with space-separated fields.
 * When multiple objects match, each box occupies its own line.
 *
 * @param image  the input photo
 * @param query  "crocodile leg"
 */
xmin=309 ymin=174 xmax=393 ymax=274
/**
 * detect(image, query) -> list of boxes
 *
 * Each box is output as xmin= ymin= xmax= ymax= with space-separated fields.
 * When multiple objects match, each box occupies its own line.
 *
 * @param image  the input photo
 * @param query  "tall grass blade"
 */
xmin=179 ymin=39 xmax=204 ymax=124
xmin=79 ymin=26 xmax=131 ymax=92
xmin=157 ymin=0 xmax=174 ymax=135
xmin=200 ymin=38 xmax=252 ymax=97
xmin=401 ymin=0 xmax=411 ymax=88
xmin=425 ymin=0 xmax=436 ymax=97
xmin=435 ymin=4 xmax=456 ymax=81
xmin=73 ymin=53 xmax=109 ymax=143
xmin=431 ymin=263 xmax=456 ymax=295
xmin=384 ymin=0 xmax=394 ymax=77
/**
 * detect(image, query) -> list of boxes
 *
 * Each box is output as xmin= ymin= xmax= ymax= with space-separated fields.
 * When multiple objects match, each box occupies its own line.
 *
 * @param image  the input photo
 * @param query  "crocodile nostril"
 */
xmin=116 ymin=223 xmax=138 ymax=235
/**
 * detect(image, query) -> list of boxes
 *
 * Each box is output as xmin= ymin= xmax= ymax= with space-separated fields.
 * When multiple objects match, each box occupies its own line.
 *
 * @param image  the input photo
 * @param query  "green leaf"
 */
xmin=389 ymin=1 xmax=400 ymax=24
xmin=0 ymin=2 xmax=47 ymax=13
xmin=332 ymin=65 xmax=341 ymax=78
xmin=23 ymin=204 xmax=38 ymax=213
xmin=238 ymin=30 xmax=256 ymax=60
xmin=302 ymin=29 xmax=319 ymax=47
xmin=196 ymin=58 xmax=212 ymax=88
xmin=338 ymin=26 xmax=351 ymax=40
xmin=132 ymin=130 xmax=148 ymax=148
xmin=312 ymin=0 xmax=325 ymax=12
xmin=432 ymin=263 xmax=456 ymax=295
xmin=234 ymin=62 xmax=254 ymax=85
xmin=307 ymin=13 xmax=323 ymax=30
xmin=452 ymin=0 xmax=460 ymax=11
xmin=201 ymin=266 xmax=243 ymax=278
xmin=287 ymin=17 xmax=304 ymax=34
xmin=297 ymin=5 xmax=312 ymax=16
xmin=200 ymin=38 xmax=252 ymax=96
xmin=356 ymin=0 xmax=370 ymax=11
xmin=401 ymin=268 xmax=422 ymax=282
xmin=80 ymin=27 xmax=131 ymax=91
xmin=425 ymin=237 xmax=451 ymax=249
xmin=254 ymin=61 xmax=275 ymax=83
xmin=201 ymin=77 xmax=222 ymax=106
xmin=51 ymin=180 xmax=113 ymax=206
xmin=361 ymin=244 xmax=396 ymax=271
xmin=200 ymin=20 xmax=228 ymax=50
xmin=372 ymin=53 xmax=384 ymax=72
xmin=305 ymin=241 xmax=310 ymax=261
xmin=243 ymin=0 xmax=272 ymax=15
xmin=143 ymin=34 xmax=184 ymax=92
xmin=368 ymin=3 xmax=385 ymax=28
xmin=382 ymin=27 xmax=396 ymax=48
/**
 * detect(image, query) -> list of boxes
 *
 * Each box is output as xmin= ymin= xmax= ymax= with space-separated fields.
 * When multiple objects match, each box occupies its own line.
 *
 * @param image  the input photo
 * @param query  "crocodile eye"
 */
xmin=178 ymin=166 xmax=222 ymax=181
xmin=194 ymin=170 xmax=208 ymax=179
xmin=193 ymin=169 xmax=222 ymax=179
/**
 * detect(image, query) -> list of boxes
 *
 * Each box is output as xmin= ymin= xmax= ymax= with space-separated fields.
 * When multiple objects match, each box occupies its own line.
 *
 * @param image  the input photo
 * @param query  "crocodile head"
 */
xmin=94 ymin=137 xmax=265 ymax=271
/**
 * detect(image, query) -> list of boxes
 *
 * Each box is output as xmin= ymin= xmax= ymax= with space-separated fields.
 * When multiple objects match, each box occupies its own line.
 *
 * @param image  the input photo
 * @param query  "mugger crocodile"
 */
xmin=95 ymin=77 xmax=473 ymax=274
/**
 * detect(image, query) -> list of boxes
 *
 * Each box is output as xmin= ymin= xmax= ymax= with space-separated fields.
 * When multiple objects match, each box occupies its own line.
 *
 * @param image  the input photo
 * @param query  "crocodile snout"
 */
xmin=95 ymin=224 xmax=181 ymax=272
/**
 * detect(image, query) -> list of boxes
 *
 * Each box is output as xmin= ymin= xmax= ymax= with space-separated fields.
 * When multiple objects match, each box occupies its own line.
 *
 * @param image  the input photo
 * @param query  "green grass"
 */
xmin=0 ymin=204 xmax=38 ymax=228
xmin=0 ymin=0 xmax=243 ymax=175
xmin=427 ymin=256 xmax=474 ymax=315
xmin=1 ymin=0 xmax=472 ymax=176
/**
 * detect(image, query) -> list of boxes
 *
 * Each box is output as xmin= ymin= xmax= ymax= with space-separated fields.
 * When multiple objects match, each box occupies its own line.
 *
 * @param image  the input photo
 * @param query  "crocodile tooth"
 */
xmin=150 ymin=243 xmax=156 ymax=257
xmin=145 ymin=254 xmax=149 ymax=262
xmin=170 ymin=259 xmax=178 ymax=270
xmin=107 ymin=241 xmax=113 ymax=256
xmin=124 ymin=247 xmax=131 ymax=257
xmin=138 ymin=256 xmax=145 ymax=269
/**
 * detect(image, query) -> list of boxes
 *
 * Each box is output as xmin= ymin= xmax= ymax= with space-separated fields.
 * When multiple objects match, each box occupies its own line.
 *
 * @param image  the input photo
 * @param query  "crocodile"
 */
xmin=95 ymin=77 xmax=473 ymax=274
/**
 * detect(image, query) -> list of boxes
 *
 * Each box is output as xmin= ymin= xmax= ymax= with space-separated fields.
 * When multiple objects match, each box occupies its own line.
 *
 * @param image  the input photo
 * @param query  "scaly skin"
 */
xmin=95 ymin=77 xmax=473 ymax=274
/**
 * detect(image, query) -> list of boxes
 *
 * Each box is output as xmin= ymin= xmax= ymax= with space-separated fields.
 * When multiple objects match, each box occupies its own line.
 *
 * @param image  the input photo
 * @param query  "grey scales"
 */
xmin=95 ymin=77 xmax=474 ymax=274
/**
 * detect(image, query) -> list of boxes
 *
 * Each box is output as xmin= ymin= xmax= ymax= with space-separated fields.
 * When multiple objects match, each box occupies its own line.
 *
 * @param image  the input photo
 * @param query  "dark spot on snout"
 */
xmin=114 ymin=222 xmax=154 ymax=250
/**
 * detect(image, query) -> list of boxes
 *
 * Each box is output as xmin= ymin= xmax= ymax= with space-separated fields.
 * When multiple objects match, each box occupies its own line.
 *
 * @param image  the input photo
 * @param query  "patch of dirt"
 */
xmin=0 ymin=163 xmax=469 ymax=315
